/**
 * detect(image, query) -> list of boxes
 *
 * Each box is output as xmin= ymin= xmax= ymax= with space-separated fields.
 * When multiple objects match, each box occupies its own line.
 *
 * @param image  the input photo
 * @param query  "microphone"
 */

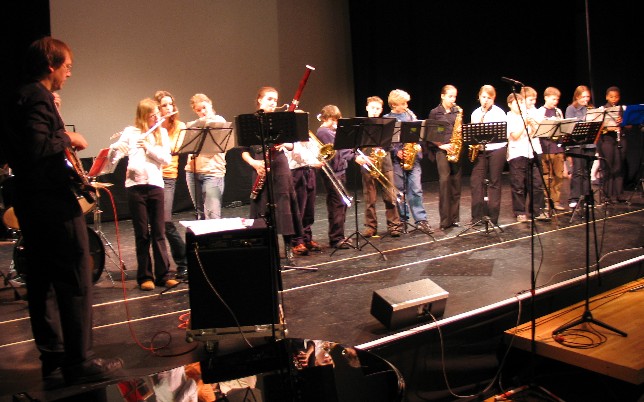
xmin=501 ymin=77 xmax=525 ymax=87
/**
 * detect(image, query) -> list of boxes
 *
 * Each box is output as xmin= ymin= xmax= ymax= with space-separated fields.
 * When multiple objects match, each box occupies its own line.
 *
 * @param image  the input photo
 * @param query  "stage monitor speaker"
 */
xmin=370 ymin=278 xmax=448 ymax=329
xmin=186 ymin=221 xmax=281 ymax=336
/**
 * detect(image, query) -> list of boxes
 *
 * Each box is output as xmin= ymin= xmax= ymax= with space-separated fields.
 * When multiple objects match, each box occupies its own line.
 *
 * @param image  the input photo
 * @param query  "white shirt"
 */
xmin=286 ymin=140 xmax=320 ymax=170
xmin=470 ymin=104 xmax=507 ymax=151
xmin=506 ymin=111 xmax=542 ymax=160
xmin=109 ymin=125 xmax=171 ymax=188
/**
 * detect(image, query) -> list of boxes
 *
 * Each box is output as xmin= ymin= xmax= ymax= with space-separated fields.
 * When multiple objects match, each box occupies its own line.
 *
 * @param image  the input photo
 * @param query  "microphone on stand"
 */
xmin=501 ymin=76 xmax=525 ymax=87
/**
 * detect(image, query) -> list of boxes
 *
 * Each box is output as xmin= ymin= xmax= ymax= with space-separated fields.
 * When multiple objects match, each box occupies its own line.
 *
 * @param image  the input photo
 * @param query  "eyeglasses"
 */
xmin=63 ymin=64 xmax=72 ymax=73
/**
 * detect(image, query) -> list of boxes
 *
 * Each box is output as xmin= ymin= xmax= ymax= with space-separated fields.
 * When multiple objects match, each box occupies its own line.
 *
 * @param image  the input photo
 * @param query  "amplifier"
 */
xmin=185 ymin=222 xmax=284 ymax=345
xmin=370 ymin=278 xmax=448 ymax=329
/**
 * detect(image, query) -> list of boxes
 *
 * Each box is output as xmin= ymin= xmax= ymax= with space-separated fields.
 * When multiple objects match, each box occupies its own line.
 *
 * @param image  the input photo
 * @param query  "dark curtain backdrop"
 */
xmin=347 ymin=0 xmax=643 ymax=183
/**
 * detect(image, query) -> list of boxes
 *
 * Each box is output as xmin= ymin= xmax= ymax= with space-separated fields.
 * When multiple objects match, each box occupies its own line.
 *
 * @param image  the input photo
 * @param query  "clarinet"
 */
xmin=250 ymin=65 xmax=316 ymax=199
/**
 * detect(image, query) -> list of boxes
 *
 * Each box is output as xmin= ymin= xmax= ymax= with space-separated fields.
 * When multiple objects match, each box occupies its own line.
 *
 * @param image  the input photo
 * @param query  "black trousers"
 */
xmin=18 ymin=208 xmax=94 ymax=366
xmin=127 ymin=184 xmax=171 ymax=285
xmin=509 ymin=155 xmax=544 ymax=216
xmin=470 ymin=146 xmax=506 ymax=224
xmin=291 ymin=167 xmax=316 ymax=245
xmin=322 ymin=171 xmax=348 ymax=245
xmin=434 ymin=150 xmax=462 ymax=229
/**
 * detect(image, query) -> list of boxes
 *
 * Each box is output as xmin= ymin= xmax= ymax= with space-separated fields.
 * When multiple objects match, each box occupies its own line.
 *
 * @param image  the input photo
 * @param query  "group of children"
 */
xmin=351 ymin=84 xmax=629 ymax=238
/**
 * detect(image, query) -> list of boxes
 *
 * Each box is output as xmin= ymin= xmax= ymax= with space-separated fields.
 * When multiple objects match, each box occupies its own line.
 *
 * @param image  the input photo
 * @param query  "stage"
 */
xmin=1 ymin=174 xmax=643 ymax=401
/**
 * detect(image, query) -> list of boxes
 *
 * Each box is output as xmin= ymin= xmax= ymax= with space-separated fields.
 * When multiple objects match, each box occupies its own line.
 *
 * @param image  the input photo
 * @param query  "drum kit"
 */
xmin=1 ymin=177 xmax=124 ymax=289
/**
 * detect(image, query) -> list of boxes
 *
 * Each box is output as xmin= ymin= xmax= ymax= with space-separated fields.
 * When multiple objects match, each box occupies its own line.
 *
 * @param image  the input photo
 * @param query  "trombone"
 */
xmin=356 ymin=148 xmax=403 ymax=203
xmin=309 ymin=131 xmax=353 ymax=207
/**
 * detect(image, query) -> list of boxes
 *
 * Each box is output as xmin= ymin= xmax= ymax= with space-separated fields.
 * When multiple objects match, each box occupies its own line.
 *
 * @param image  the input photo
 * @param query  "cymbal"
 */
xmin=91 ymin=182 xmax=113 ymax=188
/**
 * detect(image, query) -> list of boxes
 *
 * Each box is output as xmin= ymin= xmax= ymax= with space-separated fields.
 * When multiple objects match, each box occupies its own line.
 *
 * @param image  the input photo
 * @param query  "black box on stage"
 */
xmin=370 ymin=278 xmax=449 ymax=329
xmin=185 ymin=221 xmax=283 ymax=340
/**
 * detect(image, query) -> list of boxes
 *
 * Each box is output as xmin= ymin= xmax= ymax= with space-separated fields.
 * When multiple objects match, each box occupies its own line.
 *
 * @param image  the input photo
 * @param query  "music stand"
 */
xmin=457 ymin=122 xmax=507 ymax=237
xmin=531 ymin=118 xmax=578 ymax=222
xmin=330 ymin=117 xmax=396 ymax=260
xmin=235 ymin=111 xmax=314 ymax=272
xmin=175 ymin=120 xmax=235 ymax=220
xmin=622 ymin=105 xmax=644 ymax=203
xmin=621 ymin=104 xmax=644 ymax=126
xmin=395 ymin=121 xmax=435 ymax=239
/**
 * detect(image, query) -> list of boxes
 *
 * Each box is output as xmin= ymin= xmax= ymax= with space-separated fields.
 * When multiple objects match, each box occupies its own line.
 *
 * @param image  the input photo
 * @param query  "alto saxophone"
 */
xmin=402 ymin=142 xmax=422 ymax=170
xmin=446 ymin=105 xmax=463 ymax=163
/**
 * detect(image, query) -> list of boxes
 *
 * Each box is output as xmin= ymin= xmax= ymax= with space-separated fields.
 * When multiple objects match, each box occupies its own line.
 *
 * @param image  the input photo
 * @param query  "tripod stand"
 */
xmin=552 ymin=152 xmax=627 ymax=337
xmin=458 ymin=121 xmax=506 ymax=237
xmin=91 ymin=181 xmax=127 ymax=285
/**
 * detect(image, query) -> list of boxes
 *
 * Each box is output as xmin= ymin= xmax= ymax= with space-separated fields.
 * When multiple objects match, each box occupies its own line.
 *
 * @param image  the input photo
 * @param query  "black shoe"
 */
xmin=63 ymin=357 xmax=124 ymax=385
xmin=176 ymin=266 xmax=188 ymax=279
xmin=41 ymin=352 xmax=65 ymax=378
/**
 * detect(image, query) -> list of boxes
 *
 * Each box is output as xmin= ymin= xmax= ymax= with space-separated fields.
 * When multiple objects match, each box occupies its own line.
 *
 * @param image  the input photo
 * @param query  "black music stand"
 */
xmin=235 ymin=111 xmax=315 ymax=272
xmin=560 ymin=121 xmax=604 ymax=221
xmin=395 ymin=121 xmax=435 ymax=239
xmin=457 ymin=122 xmax=507 ymax=237
xmin=175 ymin=120 xmax=235 ymax=220
xmin=531 ymin=118 xmax=578 ymax=222
xmin=553 ymin=119 xmax=626 ymax=337
xmin=330 ymin=117 xmax=396 ymax=260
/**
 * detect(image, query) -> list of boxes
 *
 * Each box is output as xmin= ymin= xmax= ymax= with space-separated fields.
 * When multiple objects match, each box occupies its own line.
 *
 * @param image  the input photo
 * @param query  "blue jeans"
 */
xmin=393 ymin=161 xmax=427 ymax=223
xmin=163 ymin=177 xmax=187 ymax=269
xmin=185 ymin=172 xmax=224 ymax=219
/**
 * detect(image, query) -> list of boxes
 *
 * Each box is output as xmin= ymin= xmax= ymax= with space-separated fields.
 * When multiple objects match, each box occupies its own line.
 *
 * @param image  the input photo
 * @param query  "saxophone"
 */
xmin=446 ymin=105 xmax=463 ymax=163
xmin=402 ymin=142 xmax=422 ymax=170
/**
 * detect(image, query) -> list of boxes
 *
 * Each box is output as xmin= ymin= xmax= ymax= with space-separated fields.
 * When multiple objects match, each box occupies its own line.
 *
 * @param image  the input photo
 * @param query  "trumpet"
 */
xmin=357 ymin=148 xmax=403 ymax=203
xmin=309 ymin=131 xmax=353 ymax=207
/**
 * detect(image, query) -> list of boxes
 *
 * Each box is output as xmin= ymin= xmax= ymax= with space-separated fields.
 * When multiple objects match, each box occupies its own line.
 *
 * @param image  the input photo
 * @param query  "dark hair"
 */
xmin=24 ymin=36 xmax=72 ymax=81
xmin=605 ymin=86 xmax=620 ymax=95
xmin=154 ymin=90 xmax=180 ymax=126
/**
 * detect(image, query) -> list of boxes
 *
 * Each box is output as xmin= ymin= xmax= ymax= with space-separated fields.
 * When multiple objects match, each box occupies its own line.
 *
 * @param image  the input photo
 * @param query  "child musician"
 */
xmin=385 ymin=89 xmax=432 ymax=234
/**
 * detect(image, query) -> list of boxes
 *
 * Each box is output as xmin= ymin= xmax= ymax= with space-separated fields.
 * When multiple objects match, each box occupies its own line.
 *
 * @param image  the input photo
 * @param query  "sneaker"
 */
xmin=569 ymin=201 xmax=578 ymax=208
xmin=139 ymin=280 xmax=155 ymax=291
xmin=63 ymin=357 xmax=124 ymax=385
xmin=417 ymin=221 xmax=434 ymax=234
xmin=516 ymin=214 xmax=528 ymax=223
xmin=292 ymin=243 xmax=309 ymax=256
xmin=305 ymin=241 xmax=322 ymax=251
xmin=362 ymin=227 xmax=377 ymax=238
xmin=554 ymin=203 xmax=566 ymax=211
xmin=534 ymin=213 xmax=551 ymax=221
xmin=164 ymin=279 xmax=180 ymax=288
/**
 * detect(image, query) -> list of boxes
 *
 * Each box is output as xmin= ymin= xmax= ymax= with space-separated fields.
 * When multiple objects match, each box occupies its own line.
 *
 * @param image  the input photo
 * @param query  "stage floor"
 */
xmin=1 ymin=175 xmax=643 ymax=400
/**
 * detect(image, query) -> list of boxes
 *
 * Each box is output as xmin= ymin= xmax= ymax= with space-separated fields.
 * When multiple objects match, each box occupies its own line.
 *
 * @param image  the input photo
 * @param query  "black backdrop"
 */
xmin=347 ymin=0 xmax=643 ymax=183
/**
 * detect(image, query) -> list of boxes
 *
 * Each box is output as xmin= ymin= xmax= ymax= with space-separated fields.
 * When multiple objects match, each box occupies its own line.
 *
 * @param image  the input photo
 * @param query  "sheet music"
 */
xmin=180 ymin=217 xmax=254 ymax=235
xmin=585 ymin=106 xmax=622 ymax=128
